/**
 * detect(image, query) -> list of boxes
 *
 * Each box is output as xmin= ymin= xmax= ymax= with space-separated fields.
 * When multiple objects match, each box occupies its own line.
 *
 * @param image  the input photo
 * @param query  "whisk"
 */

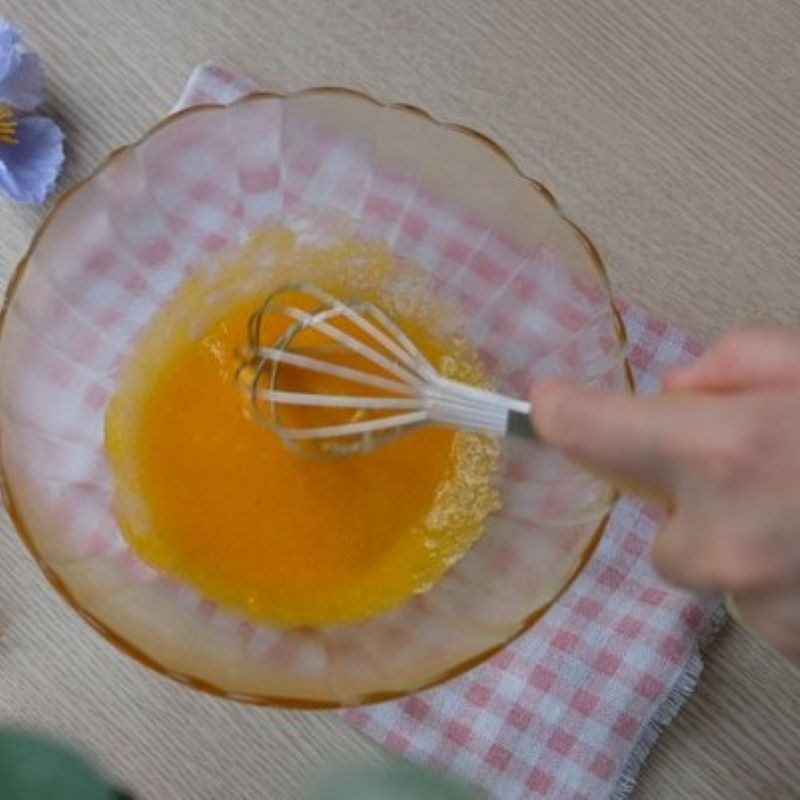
xmin=238 ymin=283 xmax=534 ymax=456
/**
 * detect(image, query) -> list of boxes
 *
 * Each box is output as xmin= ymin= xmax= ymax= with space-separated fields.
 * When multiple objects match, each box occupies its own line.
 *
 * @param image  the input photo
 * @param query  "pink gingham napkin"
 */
xmin=175 ymin=65 xmax=726 ymax=800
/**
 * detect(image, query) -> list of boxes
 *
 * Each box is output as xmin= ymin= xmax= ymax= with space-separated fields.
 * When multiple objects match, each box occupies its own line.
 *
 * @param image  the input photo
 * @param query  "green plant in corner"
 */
xmin=0 ymin=727 xmax=132 ymax=800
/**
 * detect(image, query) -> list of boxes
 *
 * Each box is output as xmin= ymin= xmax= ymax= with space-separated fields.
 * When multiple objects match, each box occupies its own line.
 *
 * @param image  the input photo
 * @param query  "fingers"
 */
xmin=729 ymin=588 xmax=800 ymax=666
xmin=650 ymin=514 xmax=698 ymax=590
xmin=650 ymin=511 xmax=760 ymax=593
xmin=530 ymin=379 xmax=686 ymax=498
xmin=663 ymin=326 xmax=800 ymax=393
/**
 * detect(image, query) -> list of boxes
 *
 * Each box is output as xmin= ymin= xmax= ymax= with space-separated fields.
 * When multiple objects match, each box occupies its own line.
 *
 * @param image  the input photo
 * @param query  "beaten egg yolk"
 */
xmin=105 ymin=236 xmax=498 ymax=627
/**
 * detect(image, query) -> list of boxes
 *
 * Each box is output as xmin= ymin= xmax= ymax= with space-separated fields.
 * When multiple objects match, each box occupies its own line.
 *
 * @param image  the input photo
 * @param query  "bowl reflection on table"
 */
xmin=0 ymin=89 xmax=628 ymax=707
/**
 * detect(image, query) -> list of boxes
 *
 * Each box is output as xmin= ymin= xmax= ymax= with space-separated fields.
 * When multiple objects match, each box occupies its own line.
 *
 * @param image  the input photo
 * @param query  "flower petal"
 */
xmin=0 ymin=20 xmax=22 ymax=84
xmin=0 ymin=115 xmax=64 ymax=204
xmin=0 ymin=50 xmax=45 ymax=111
xmin=0 ymin=19 xmax=45 ymax=111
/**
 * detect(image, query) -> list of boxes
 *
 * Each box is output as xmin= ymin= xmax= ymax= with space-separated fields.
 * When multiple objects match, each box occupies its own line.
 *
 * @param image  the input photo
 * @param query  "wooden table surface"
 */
xmin=1 ymin=1 xmax=799 ymax=797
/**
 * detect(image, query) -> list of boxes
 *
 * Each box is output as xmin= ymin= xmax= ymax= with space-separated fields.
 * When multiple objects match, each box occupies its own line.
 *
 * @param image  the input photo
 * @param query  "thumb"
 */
xmin=530 ymin=379 xmax=680 ymax=499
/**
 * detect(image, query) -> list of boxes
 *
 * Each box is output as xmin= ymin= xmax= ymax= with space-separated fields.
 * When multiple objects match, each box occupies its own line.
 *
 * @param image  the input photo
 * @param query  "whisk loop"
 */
xmin=238 ymin=283 xmax=534 ymax=455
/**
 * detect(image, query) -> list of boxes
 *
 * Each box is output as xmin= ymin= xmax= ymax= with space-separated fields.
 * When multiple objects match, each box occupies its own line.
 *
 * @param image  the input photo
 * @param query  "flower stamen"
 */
xmin=0 ymin=104 xmax=19 ymax=146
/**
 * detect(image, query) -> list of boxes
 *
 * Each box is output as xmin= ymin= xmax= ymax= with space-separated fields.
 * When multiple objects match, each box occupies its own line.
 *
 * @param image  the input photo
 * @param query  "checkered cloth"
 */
xmin=176 ymin=64 xmax=725 ymax=800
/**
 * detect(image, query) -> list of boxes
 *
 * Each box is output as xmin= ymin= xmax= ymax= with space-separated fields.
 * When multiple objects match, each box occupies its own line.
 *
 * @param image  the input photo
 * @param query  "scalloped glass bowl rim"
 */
xmin=0 ymin=86 xmax=632 ymax=708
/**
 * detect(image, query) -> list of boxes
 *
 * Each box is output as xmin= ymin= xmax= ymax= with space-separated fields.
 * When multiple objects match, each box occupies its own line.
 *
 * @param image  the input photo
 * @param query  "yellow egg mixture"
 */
xmin=105 ymin=228 xmax=499 ymax=626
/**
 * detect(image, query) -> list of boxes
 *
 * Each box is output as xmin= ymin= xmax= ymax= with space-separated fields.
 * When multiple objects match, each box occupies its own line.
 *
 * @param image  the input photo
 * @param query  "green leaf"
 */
xmin=0 ymin=728 xmax=115 ymax=800
xmin=310 ymin=761 xmax=481 ymax=800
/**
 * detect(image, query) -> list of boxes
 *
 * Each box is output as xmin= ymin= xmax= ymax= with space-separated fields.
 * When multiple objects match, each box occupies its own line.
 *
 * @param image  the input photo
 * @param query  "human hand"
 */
xmin=530 ymin=326 xmax=800 ymax=664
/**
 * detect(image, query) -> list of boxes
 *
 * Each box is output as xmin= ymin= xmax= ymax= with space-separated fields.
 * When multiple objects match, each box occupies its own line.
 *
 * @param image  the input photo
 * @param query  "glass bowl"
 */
xmin=0 ymin=90 xmax=628 ymax=707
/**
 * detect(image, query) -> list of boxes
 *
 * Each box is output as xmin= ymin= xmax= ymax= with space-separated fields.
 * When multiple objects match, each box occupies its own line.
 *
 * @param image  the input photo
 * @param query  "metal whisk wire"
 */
xmin=239 ymin=283 xmax=534 ymax=455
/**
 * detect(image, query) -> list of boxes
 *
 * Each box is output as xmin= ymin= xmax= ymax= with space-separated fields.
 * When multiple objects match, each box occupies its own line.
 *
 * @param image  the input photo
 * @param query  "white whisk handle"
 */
xmin=426 ymin=378 xmax=534 ymax=439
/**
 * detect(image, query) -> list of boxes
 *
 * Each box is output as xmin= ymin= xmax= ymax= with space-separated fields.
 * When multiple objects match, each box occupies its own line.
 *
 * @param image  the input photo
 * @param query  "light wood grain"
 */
xmin=1 ymin=1 xmax=799 ymax=798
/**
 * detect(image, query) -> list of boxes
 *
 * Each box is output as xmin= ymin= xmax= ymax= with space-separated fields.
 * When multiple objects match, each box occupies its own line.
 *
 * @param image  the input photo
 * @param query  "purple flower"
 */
xmin=0 ymin=20 xmax=44 ymax=111
xmin=0 ymin=19 xmax=64 ymax=204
